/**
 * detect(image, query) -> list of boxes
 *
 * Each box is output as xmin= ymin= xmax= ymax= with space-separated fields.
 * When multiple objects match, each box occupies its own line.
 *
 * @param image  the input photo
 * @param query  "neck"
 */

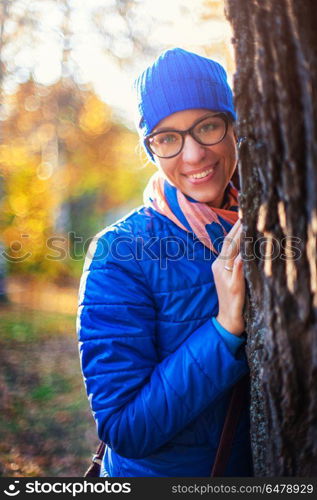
xmin=206 ymin=187 xmax=230 ymax=210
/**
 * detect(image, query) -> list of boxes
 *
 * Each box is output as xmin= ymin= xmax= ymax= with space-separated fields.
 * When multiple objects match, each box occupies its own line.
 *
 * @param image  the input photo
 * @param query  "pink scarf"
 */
xmin=144 ymin=172 xmax=239 ymax=254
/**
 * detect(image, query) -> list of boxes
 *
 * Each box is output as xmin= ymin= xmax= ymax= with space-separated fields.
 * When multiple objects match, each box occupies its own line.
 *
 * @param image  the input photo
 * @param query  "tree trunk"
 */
xmin=225 ymin=0 xmax=317 ymax=476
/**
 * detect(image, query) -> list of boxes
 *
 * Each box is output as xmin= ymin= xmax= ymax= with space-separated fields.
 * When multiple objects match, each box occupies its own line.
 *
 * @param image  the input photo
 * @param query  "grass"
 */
xmin=0 ymin=307 xmax=76 ymax=341
xmin=0 ymin=304 xmax=99 ymax=477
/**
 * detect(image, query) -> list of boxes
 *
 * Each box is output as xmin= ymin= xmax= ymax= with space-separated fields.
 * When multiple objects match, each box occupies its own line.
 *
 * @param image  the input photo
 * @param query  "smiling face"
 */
xmin=152 ymin=109 xmax=238 ymax=208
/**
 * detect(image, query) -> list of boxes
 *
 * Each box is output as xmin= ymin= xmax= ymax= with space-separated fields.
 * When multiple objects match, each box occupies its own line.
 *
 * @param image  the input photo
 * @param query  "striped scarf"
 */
xmin=143 ymin=172 xmax=239 ymax=254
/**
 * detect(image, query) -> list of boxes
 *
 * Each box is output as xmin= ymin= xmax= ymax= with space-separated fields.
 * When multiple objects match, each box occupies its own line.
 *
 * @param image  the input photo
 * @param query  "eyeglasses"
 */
xmin=145 ymin=112 xmax=229 ymax=159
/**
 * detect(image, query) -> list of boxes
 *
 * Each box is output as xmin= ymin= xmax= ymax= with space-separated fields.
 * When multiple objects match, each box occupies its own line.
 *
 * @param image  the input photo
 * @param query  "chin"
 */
xmin=183 ymin=187 xmax=224 ymax=207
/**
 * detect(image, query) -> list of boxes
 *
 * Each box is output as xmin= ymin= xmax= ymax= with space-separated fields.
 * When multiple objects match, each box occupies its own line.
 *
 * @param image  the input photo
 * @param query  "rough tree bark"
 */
xmin=225 ymin=0 xmax=317 ymax=476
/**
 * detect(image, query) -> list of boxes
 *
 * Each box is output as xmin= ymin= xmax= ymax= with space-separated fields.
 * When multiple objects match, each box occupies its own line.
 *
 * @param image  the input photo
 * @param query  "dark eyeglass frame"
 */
xmin=145 ymin=112 xmax=230 ymax=159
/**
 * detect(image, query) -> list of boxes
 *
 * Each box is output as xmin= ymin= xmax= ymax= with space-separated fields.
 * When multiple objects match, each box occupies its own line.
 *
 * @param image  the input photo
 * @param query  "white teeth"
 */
xmin=189 ymin=168 xmax=214 ymax=179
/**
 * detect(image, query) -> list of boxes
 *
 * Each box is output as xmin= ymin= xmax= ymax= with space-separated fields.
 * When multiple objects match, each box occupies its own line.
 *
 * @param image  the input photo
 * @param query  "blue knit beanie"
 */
xmin=133 ymin=47 xmax=236 ymax=162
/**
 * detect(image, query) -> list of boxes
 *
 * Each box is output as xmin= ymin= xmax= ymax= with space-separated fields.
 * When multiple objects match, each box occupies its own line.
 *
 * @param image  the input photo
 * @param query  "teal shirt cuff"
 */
xmin=211 ymin=317 xmax=245 ymax=356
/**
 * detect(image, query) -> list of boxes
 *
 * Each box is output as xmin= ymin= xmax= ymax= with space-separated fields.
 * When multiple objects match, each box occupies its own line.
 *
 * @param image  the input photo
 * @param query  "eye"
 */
xmin=198 ymin=120 xmax=221 ymax=134
xmin=156 ymin=133 xmax=178 ymax=145
xmin=193 ymin=116 xmax=226 ymax=144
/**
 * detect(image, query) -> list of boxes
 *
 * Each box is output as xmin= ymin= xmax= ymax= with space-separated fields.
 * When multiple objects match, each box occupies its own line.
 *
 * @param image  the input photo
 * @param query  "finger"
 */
xmin=221 ymin=219 xmax=241 ymax=253
xmin=231 ymin=252 xmax=244 ymax=282
xmin=226 ymin=218 xmax=241 ymax=239
xmin=220 ymin=224 xmax=242 ymax=263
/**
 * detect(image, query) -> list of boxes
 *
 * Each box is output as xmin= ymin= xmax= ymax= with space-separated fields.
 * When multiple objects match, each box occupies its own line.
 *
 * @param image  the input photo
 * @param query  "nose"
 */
xmin=181 ymin=134 xmax=206 ymax=164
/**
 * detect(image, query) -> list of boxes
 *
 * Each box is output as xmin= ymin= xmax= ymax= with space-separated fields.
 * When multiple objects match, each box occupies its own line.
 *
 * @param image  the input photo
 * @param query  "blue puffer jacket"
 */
xmin=77 ymin=206 xmax=252 ymax=477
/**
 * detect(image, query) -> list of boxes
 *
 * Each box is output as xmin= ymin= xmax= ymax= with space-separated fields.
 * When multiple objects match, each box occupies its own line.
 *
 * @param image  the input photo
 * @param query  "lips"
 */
xmin=184 ymin=163 xmax=218 ymax=184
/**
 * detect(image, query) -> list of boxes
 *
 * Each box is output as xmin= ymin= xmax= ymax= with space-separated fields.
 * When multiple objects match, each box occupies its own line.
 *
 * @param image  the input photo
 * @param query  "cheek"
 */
xmin=230 ymin=147 xmax=238 ymax=168
xmin=156 ymin=158 xmax=178 ymax=179
xmin=223 ymin=141 xmax=238 ymax=170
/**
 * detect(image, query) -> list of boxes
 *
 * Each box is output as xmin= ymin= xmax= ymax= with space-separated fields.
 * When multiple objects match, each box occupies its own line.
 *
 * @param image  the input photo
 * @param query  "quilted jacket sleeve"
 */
xmin=77 ymin=229 xmax=249 ymax=459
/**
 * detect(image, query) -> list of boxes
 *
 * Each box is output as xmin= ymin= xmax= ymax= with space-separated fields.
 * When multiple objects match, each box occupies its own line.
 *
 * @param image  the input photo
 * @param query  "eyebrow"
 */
xmin=152 ymin=112 xmax=218 ymax=134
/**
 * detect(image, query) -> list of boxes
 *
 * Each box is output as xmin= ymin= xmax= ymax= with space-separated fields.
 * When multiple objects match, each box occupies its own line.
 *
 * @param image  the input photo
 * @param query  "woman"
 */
xmin=77 ymin=48 xmax=253 ymax=477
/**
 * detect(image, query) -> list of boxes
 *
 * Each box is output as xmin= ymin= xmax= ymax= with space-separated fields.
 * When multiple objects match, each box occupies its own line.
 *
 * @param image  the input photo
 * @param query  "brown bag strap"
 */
xmin=84 ymin=376 xmax=249 ymax=477
xmin=211 ymin=375 xmax=249 ymax=477
xmin=84 ymin=440 xmax=106 ymax=477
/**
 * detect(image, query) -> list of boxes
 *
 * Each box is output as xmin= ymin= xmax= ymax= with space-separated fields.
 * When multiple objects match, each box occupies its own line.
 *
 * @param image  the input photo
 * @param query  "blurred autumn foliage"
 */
xmin=0 ymin=0 xmax=234 ymax=477
xmin=0 ymin=0 xmax=231 ymax=286
xmin=0 ymin=77 xmax=155 ymax=281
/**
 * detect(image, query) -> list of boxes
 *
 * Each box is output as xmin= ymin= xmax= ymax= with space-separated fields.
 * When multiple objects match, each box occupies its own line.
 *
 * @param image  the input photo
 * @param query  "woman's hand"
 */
xmin=211 ymin=219 xmax=245 ymax=336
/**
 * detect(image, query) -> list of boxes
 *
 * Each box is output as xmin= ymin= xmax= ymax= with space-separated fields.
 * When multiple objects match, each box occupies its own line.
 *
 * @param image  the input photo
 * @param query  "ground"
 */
xmin=0 ymin=280 xmax=98 ymax=477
